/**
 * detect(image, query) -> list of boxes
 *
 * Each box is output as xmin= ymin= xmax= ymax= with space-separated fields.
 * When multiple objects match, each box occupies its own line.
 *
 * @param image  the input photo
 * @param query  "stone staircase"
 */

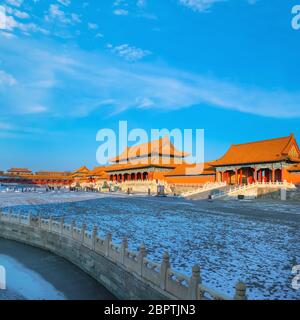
xmin=212 ymin=181 xmax=296 ymax=200
xmin=182 ymin=182 xmax=228 ymax=200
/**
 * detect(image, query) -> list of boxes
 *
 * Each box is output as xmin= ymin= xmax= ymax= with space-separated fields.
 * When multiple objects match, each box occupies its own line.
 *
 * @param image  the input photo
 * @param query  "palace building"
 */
xmin=211 ymin=134 xmax=300 ymax=185
xmin=0 ymin=169 xmax=73 ymax=186
xmin=1 ymin=133 xmax=300 ymax=189
xmin=7 ymin=168 xmax=32 ymax=176
xmin=105 ymin=136 xmax=189 ymax=183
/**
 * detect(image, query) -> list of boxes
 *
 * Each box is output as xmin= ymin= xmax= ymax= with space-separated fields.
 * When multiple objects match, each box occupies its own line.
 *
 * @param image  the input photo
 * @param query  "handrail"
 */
xmin=182 ymin=182 xmax=227 ymax=197
xmin=212 ymin=181 xmax=296 ymax=199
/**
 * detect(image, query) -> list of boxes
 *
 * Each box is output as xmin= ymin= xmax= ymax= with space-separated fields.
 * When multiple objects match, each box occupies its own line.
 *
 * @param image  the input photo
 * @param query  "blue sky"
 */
xmin=0 ymin=0 xmax=299 ymax=171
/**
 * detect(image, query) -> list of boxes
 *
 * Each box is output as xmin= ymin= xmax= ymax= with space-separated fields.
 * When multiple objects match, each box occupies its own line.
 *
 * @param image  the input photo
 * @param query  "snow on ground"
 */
xmin=0 ymin=190 xmax=299 ymax=300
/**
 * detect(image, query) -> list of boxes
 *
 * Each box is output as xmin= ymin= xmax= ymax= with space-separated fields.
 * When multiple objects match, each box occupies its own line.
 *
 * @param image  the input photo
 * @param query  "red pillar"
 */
xmin=239 ymin=169 xmax=243 ymax=185
xmin=254 ymin=168 xmax=257 ymax=182
xmin=259 ymin=170 xmax=262 ymax=182
xmin=235 ymin=169 xmax=238 ymax=185
xmin=149 ymin=172 xmax=154 ymax=181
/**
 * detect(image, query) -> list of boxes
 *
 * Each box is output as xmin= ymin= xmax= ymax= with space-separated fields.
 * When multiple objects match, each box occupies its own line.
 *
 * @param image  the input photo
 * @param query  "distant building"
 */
xmin=7 ymin=168 xmax=32 ymax=176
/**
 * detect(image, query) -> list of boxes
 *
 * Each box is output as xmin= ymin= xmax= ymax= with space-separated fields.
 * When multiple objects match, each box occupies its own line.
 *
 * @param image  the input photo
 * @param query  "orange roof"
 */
xmin=73 ymin=166 xmax=90 ymax=174
xmin=110 ymin=136 xmax=189 ymax=163
xmin=164 ymin=162 xmax=215 ymax=177
xmin=212 ymin=134 xmax=300 ymax=166
xmin=7 ymin=168 xmax=32 ymax=173
xmin=35 ymin=171 xmax=71 ymax=176
xmin=89 ymin=167 xmax=108 ymax=179
xmin=22 ymin=174 xmax=72 ymax=180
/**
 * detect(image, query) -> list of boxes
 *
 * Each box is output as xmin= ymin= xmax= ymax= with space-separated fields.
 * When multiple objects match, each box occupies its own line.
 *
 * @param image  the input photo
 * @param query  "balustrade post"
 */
xmin=71 ymin=220 xmax=75 ymax=239
xmin=281 ymin=188 xmax=287 ymax=201
xmin=60 ymin=216 xmax=64 ymax=234
xmin=49 ymin=216 xmax=53 ymax=232
xmin=28 ymin=212 xmax=32 ymax=226
xmin=234 ymin=282 xmax=247 ymax=300
xmin=160 ymin=252 xmax=170 ymax=290
xmin=18 ymin=213 xmax=22 ymax=225
xmin=36 ymin=214 xmax=41 ymax=228
xmin=188 ymin=265 xmax=201 ymax=300
xmin=9 ymin=209 xmax=12 ymax=223
xmin=105 ymin=233 xmax=112 ymax=257
xmin=0 ymin=210 xmax=2 ymax=221
xmin=120 ymin=238 xmax=128 ymax=265
xmin=138 ymin=244 xmax=147 ymax=276
xmin=81 ymin=223 xmax=87 ymax=243
xmin=92 ymin=226 xmax=98 ymax=251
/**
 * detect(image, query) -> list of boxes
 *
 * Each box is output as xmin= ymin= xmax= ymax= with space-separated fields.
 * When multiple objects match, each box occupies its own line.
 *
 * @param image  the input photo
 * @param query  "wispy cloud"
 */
xmin=4 ymin=5 xmax=30 ymax=19
xmin=57 ymin=0 xmax=71 ymax=7
xmin=6 ymin=0 xmax=23 ymax=8
xmin=0 ymin=37 xmax=299 ymax=120
xmin=45 ymin=4 xmax=80 ymax=25
xmin=88 ymin=22 xmax=99 ymax=30
xmin=107 ymin=43 xmax=152 ymax=61
xmin=179 ymin=0 xmax=226 ymax=12
xmin=0 ymin=70 xmax=17 ymax=86
xmin=113 ymin=9 xmax=129 ymax=16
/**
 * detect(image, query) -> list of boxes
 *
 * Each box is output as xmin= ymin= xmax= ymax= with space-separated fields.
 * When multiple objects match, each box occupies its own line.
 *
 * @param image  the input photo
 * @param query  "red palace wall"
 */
xmin=283 ymin=169 xmax=300 ymax=185
xmin=165 ymin=175 xmax=216 ymax=185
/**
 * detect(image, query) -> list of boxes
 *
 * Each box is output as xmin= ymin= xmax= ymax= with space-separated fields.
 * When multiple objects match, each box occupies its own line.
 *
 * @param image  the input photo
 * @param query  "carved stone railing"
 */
xmin=182 ymin=182 xmax=227 ymax=198
xmin=212 ymin=181 xmax=296 ymax=199
xmin=0 ymin=210 xmax=247 ymax=300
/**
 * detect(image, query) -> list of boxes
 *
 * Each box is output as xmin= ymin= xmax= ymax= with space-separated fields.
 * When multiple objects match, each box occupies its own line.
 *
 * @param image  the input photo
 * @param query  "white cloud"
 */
xmin=3 ymin=14 xmax=48 ymax=35
xmin=109 ymin=43 xmax=152 ymax=61
xmin=1 ymin=37 xmax=300 ymax=119
xmin=57 ymin=0 xmax=71 ymax=7
xmin=0 ymin=122 xmax=13 ymax=130
xmin=13 ymin=9 xmax=29 ymax=19
xmin=179 ymin=0 xmax=226 ymax=12
xmin=113 ymin=9 xmax=129 ymax=16
xmin=0 ymin=70 xmax=17 ymax=86
xmin=6 ymin=0 xmax=23 ymax=8
xmin=24 ymin=105 xmax=48 ymax=114
xmin=45 ymin=4 xmax=81 ymax=25
xmin=47 ymin=4 xmax=67 ymax=22
xmin=137 ymin=0 xmax=146 ymax=7
xmin=71 ymin=13 xmax=81 ymax=23
xmin=88 ymin=22 xmax=98 ymax=30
